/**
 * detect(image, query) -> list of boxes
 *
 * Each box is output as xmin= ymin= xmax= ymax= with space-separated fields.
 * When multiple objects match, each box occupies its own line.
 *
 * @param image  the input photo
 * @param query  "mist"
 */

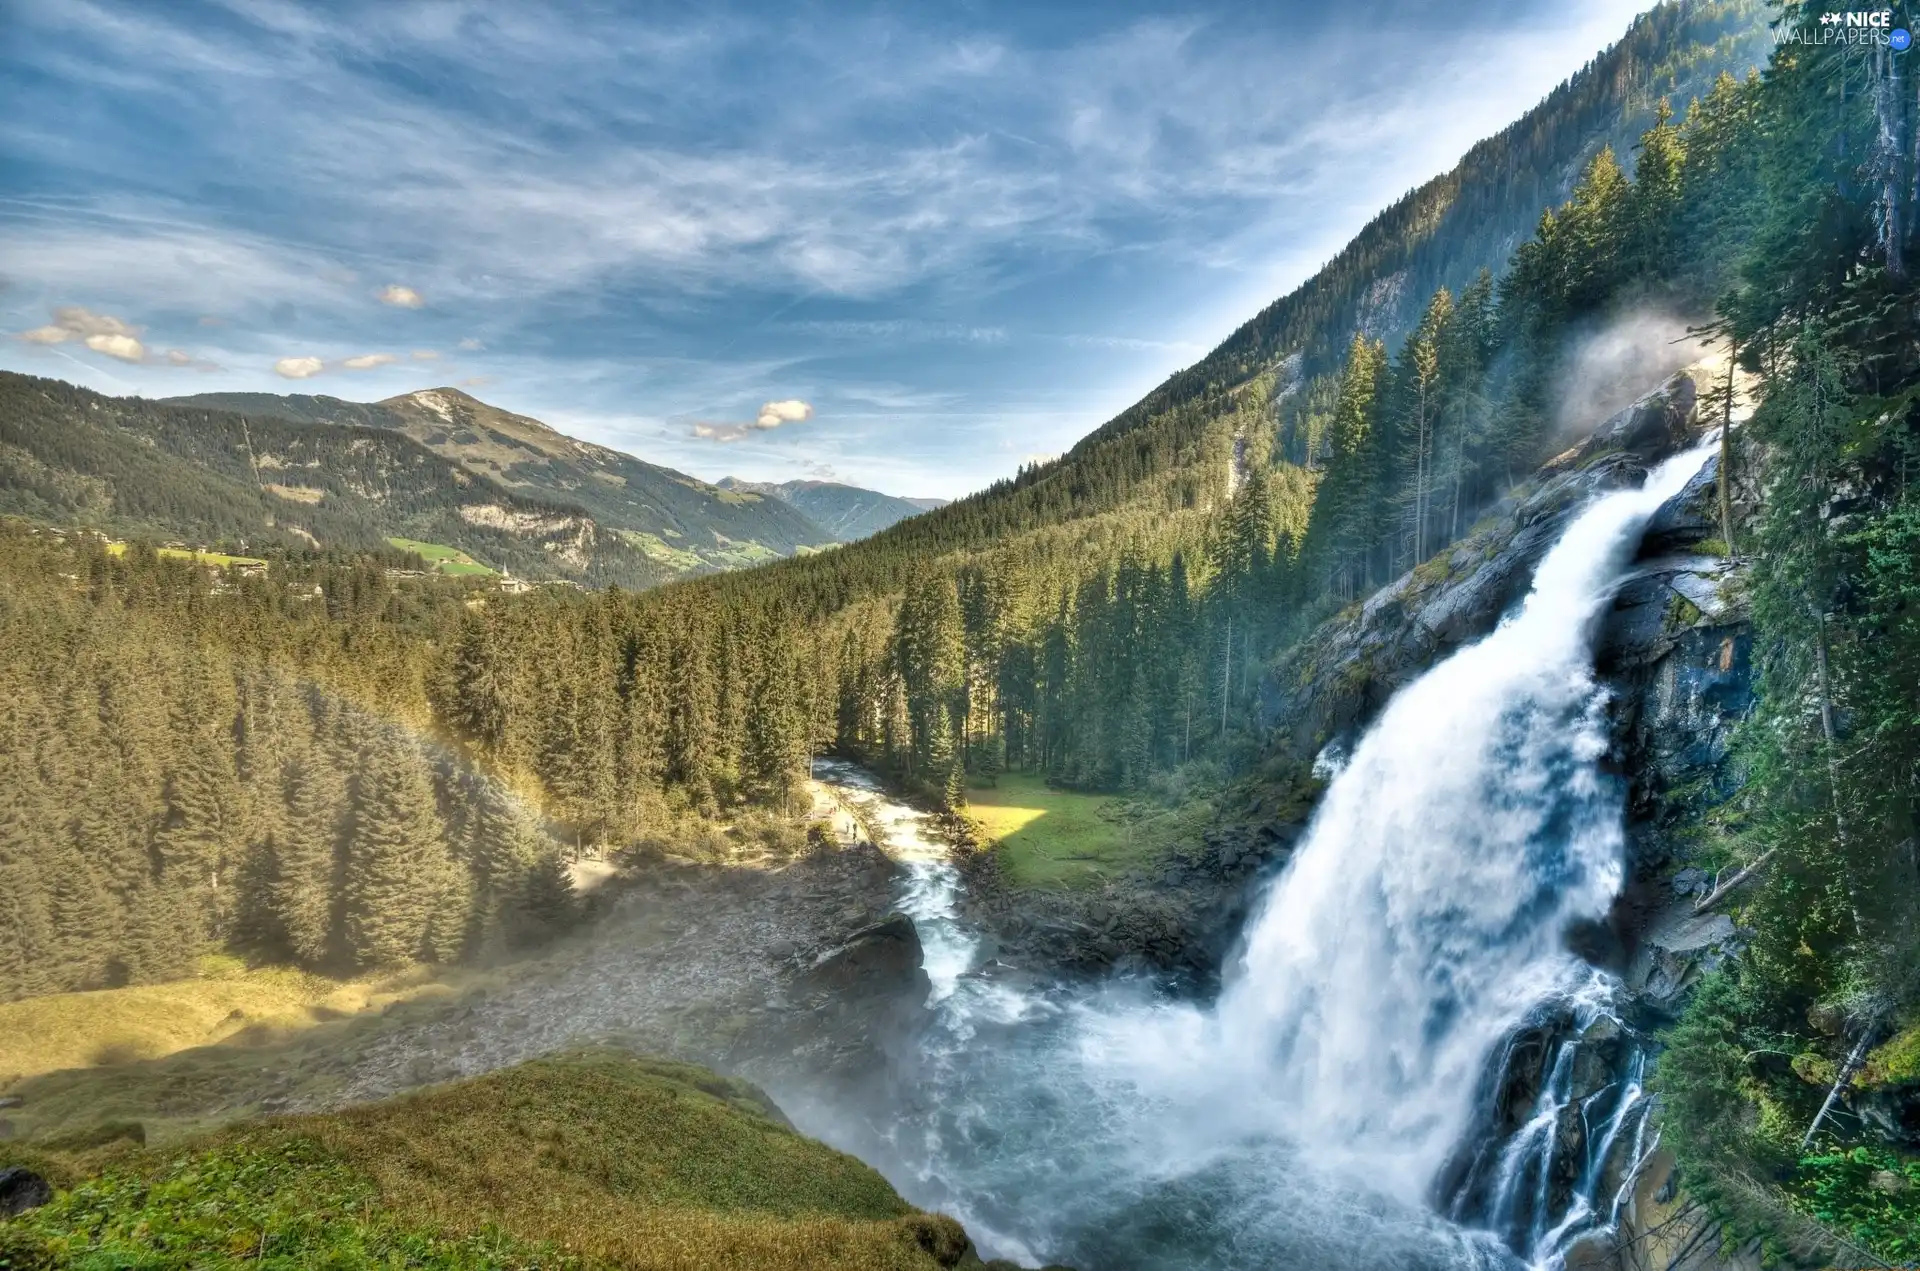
xmin=1553 ymin=308 xmax=1701 ymax=441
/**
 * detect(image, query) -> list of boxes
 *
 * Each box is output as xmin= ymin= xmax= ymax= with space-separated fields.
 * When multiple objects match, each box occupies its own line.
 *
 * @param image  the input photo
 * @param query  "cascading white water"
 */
xmin=1198 ymin=438 xmax=1719 ymax=1197
xmin=797 ymin=440 xmax=1716 ymax=1271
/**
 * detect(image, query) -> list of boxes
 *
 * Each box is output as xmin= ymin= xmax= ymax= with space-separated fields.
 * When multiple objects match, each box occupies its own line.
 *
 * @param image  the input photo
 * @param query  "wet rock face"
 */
xmin=1856 ymin=1081 xmax=1920 ymax=1149
xmin=797 ymin=911 xmax=934 ymax=1070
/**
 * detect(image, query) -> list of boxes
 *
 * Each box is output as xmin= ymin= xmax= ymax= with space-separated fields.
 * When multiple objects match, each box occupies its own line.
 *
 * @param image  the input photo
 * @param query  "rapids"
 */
xmin=795 ymin=440 xmax=1716 ymax=1271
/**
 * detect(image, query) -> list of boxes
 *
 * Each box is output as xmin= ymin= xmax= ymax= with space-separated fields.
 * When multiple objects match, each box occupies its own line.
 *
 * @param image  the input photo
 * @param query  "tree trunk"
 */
xmin=1801 ymin=1021 xmax=1878 ymax=1151
xmin=1872 ymin=43 xmax=1905 ymax=278
xmin=1719 ymin=339 xmax=1736 ymax=558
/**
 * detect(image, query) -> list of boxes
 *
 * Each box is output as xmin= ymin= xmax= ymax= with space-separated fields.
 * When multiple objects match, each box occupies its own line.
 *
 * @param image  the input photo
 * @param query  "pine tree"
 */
xmin=271 ymin=754 xmax=341 ymax=967
xmin=1627 ymin=99 xmax=1687 ymax=279
xmin=151 ymin=721 xmax=237 ymax=951
xmin=340 ymin=731 xmax=445 ymax=969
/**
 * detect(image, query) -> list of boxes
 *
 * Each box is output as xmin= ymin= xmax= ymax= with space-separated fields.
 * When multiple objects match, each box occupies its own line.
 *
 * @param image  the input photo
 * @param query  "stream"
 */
xmin=793 ymin=441 xmax=1715 ymax=1271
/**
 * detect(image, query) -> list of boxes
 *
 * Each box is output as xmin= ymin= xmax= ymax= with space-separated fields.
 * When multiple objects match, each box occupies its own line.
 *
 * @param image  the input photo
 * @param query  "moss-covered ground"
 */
xmin=0 ymin=1049 xmax=983 ymax=1271
xmin=964 ymin=772 xmax=1209 ymax=889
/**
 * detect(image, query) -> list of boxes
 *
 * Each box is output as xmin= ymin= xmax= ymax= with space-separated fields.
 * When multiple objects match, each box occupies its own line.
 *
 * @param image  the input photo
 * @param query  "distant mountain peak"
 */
xmin=716 ymin=476 xmax=945 ymax=542
xmin=158 ymin=386 xmax=831 ymax=575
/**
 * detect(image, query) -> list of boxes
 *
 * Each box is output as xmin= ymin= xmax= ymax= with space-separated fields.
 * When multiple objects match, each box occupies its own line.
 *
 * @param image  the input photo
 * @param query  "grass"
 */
xmin=385 ymin=537 xmax=497 ymax=576
xmin=0 ymin=958 xmax=481 ymax=1145
xmin=102 ymin=542 xmax=266 ymax=568
xmin=0 ymin=955 xmax=457 ymax=1088
xmin=964 ymin=772 xmax=1167 ymax=889
xmin=613 ymin=528 xmax=705 ymax=572
xmin=0 ymin=1049 xmax=976 ymax=1271
xmin=708 ymin=536 xmax=784 ymax=569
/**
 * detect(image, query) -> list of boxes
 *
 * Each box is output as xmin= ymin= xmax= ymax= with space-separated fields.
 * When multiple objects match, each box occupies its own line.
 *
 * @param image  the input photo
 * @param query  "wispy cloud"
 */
xmin=0 ymin=0 xmax=1652 ymax=497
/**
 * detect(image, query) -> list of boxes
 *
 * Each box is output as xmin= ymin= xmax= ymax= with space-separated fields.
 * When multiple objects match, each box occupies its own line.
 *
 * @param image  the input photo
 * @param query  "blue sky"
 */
xmin=1 ymin=0 xmax=1646 ymax=498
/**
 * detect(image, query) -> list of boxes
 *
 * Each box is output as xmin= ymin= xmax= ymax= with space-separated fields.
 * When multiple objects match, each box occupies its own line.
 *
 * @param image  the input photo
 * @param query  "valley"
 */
xmin=4 ymin=0 xmax=1919 ymax=1268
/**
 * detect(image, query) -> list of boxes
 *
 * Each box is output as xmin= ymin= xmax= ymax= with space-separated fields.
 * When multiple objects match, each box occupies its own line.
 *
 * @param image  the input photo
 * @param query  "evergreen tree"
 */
xmin=341 ymin=731 xmax=446 ymax=969
xmin=270 ymin=754 xmax=341 ymax=967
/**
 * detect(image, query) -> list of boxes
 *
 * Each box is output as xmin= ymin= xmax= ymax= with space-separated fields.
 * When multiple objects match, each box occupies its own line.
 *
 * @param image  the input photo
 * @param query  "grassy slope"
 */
xmin=965 ymin=773 xmax=1217 ymax=889
xmin=385 ymin=536 xmax=498 ymax=576
xmin=0 ymin=1049 xmax=979 ymax=1271
xmin=0 ymin=956 xmax=461 ymax=1091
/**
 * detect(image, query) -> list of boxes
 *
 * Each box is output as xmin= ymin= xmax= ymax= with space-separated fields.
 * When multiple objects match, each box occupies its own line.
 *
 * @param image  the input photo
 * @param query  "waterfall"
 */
xmin=1205 ymin=442 xmax=1712 ymax=1200
xmin=799 ymin=440 xmax=1716 ymax=1271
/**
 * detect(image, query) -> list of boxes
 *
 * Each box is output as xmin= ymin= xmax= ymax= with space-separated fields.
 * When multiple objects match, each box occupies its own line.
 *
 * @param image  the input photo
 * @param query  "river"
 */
xmin=796 ymin=440 xmax=1714 ymax=1271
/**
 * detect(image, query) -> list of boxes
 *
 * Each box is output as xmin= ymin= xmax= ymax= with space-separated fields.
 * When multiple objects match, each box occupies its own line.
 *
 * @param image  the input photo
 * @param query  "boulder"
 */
xmin=1571 ymin=374 xmax=1701 ymax=465
xmin=803 ymin=912 xmax=931 ymax=1005
xmin=0 ymin=1166 xmax=51 ymax=1217
xmin=1853 ymin=1081 xmax=1920 ymax=1149
xmin=1626 ymin=903 xmax=1738 ymax=1005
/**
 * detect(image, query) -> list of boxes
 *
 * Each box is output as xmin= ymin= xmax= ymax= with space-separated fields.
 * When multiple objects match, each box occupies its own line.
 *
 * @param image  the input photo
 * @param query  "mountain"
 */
xmin=716 ymin=476 xmax=945 ymax=542
xmin=167 ymin=388 xmax=833 ymax=573
xmin=0 ymin=373 xmax=672 ymax=587
xmin=709 ymin=0 xmax=1773 ymax=572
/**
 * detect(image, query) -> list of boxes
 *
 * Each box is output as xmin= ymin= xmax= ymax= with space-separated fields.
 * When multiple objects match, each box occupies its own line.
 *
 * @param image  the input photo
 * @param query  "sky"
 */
xmin=0 ymin=0 xmax=1649 ymax=499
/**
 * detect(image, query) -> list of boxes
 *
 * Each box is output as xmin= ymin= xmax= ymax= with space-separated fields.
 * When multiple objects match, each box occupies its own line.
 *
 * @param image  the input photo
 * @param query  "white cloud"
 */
xmin=756 ymin=398 xmax=812 ymax=429
xmin=410 ymin=349 xmax=439 ymax=360
xmin=378 ymin=284 xmax=425 ymax=308
xmin=85 ymin=332 xmax=146 ymax=361
xmin=456 ymin=337 xmax=484 ymax=351
xmin=274 ymin=355 xmax=325 ymax=379
xmin=14 ymin=306 xmax=148 ymax=362
xmin=692 ymin=398 xmax=815 ymax=443
xmin=340 ymin=352 xmax=397 ymax=370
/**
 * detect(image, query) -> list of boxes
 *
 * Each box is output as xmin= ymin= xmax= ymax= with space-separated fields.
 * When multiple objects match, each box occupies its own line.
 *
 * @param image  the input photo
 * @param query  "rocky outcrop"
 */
xmin=284 ymin=838 xmax=928 ymax=1112
xmin=1257 ymin=374 xmax=1704 ymax=760
xmin=0 ymin=1166 xmax=50 ymax=1217
xmin=792 ymin=912 xmax=935 ymax=1078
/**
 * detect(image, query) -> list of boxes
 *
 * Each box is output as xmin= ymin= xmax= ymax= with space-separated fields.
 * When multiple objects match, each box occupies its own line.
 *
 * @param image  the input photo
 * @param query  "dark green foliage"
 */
xmin=1788 ymin=1146 xmax=1920 ymax=1259
xmin=341 ymin=730 xmax=455 ymax=969
xmin=0 ymin=529 xmax=581 ymax=997
xmin=1644 ymin=7 xmax=1920 ymax=1259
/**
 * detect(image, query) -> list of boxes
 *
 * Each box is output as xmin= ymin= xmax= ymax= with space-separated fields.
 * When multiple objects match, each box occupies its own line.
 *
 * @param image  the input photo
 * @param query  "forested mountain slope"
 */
xmin=629 ymin=0 xmax=1772 ymax=614
xmin=0 ymin=531 xmax=587 ymax=1000
xmin=717 ymin=477 xmax=943 ymax=542
xmin=171 ymin=388 xmax=833 ymax=573
xmin=1 ymin=373 xmax=672 ymax=588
